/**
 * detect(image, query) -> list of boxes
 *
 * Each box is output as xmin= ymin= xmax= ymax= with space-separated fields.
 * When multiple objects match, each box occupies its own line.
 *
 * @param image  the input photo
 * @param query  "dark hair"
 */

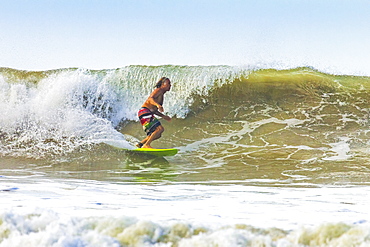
xmin=155 ymin=77 xmax=169 ymax=88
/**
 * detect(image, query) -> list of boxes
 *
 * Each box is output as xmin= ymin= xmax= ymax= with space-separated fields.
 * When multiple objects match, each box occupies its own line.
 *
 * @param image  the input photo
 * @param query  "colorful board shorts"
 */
xmin=138 ymin=107 xmax=161 ymax=136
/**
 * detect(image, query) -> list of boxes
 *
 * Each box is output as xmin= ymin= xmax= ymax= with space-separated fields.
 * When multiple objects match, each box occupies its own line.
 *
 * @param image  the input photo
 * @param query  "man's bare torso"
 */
xmin=142 ymin=88 xmax=165 ymax=113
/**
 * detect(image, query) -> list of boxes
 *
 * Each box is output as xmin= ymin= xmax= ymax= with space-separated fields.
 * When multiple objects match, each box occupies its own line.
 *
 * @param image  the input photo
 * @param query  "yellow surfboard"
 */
xmin=128 ymin=148 xmax=178 ymax=157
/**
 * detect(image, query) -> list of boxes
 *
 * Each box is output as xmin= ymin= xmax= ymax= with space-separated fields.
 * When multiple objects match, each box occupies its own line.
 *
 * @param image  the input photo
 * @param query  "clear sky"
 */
xmin=1 ymin=0 xmax=369 ymax=75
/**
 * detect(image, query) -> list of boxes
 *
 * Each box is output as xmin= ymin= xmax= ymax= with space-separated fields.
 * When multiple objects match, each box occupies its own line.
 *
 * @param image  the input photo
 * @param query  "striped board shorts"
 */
xmin=138 ymin=107 xmax=161 ymax=136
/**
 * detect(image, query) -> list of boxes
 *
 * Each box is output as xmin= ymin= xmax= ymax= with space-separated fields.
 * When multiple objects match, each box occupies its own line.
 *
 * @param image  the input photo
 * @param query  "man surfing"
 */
xmin=136 ymin=77 xmax=172 ymax=149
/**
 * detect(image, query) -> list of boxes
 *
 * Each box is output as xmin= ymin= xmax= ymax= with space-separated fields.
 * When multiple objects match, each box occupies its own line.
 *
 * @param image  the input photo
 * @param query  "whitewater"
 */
xmin=1 ymin=65 xmax=370 ymax=246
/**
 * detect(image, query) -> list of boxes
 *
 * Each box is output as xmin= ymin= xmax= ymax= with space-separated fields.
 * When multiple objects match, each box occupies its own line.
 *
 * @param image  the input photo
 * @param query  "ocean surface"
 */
xmin=1 ymin=65 xmax=370 ymax=246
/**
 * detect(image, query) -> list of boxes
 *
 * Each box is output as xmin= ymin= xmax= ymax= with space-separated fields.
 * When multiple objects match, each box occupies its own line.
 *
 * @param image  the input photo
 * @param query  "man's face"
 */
xmin=163 ymin=79 xmax=171 ymax=91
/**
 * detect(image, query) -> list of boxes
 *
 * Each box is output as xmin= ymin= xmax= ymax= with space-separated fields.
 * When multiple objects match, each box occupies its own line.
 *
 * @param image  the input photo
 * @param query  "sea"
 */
xmin=1 ymin=65 xmax=370 ymax=246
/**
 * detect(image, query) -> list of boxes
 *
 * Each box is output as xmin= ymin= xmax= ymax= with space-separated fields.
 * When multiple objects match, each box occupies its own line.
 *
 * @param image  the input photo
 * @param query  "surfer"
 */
xmin=136 ymin=77 xmax=172 ymax=149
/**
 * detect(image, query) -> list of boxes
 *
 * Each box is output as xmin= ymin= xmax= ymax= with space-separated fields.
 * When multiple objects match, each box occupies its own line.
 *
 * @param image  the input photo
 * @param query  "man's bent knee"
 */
xmin=157 ymin=125 xmax=164 ymax=134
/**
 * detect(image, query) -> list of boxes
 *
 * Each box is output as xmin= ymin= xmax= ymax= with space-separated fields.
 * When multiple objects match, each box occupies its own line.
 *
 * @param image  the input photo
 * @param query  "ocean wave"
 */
xmin=2 ymin=66 xmax=370 ymax=119
xmin=1 ymin=65 xmax=370 ymax=159
xmin=0 ymin=210 xmax=369 ymax=247
xmin=0 ymin=69 xmax=131 ymax=158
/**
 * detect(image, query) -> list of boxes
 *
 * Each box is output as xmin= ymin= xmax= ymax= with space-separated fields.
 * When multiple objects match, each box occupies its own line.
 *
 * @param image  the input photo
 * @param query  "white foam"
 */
xmin=0 ymin=70 xmax=133 ymax=157
xmin=323 ymin=137 xmax=352 ymax=161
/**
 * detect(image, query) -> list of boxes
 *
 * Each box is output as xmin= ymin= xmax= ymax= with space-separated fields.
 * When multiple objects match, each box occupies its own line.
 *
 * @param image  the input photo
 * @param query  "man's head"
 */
xmin=155 ymin=77 xmax=171 ymax=91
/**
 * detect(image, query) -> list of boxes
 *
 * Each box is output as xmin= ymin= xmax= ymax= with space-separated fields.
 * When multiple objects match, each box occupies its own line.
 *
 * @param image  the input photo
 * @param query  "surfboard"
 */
xmin=127 ymin=148 xmax=178 ymax=157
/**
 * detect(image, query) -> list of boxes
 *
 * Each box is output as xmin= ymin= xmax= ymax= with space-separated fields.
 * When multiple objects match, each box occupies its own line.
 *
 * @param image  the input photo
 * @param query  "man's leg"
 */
xmin=137 ymin=135 xmax=150 ymax=148
xmin=142 ymin=125 xmax=164 ymax=148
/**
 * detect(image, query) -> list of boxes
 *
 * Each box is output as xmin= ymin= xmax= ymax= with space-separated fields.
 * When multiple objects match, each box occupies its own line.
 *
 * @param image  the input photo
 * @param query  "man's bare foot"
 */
xmin=142 ymin=144 xmax=153 ymax=149
xmin=136 ymin=142 xmax=143 ymax=148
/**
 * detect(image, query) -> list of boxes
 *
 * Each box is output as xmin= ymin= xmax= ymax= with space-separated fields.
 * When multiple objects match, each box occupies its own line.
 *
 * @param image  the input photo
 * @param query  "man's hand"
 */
xmin=158 ymin=105 xmax=164 ymax=112
xmin=163 ymin=115 xmax=172 ymax=122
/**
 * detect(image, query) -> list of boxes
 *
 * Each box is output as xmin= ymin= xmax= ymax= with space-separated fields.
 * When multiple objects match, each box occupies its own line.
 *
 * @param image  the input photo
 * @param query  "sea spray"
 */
xmin=0 ymin=69 xmax=131 ymax=158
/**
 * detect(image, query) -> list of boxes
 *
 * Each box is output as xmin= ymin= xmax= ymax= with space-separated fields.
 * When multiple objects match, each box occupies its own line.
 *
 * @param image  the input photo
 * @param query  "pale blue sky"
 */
xmin=1 ymin=0 xmax=369 ymax=75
